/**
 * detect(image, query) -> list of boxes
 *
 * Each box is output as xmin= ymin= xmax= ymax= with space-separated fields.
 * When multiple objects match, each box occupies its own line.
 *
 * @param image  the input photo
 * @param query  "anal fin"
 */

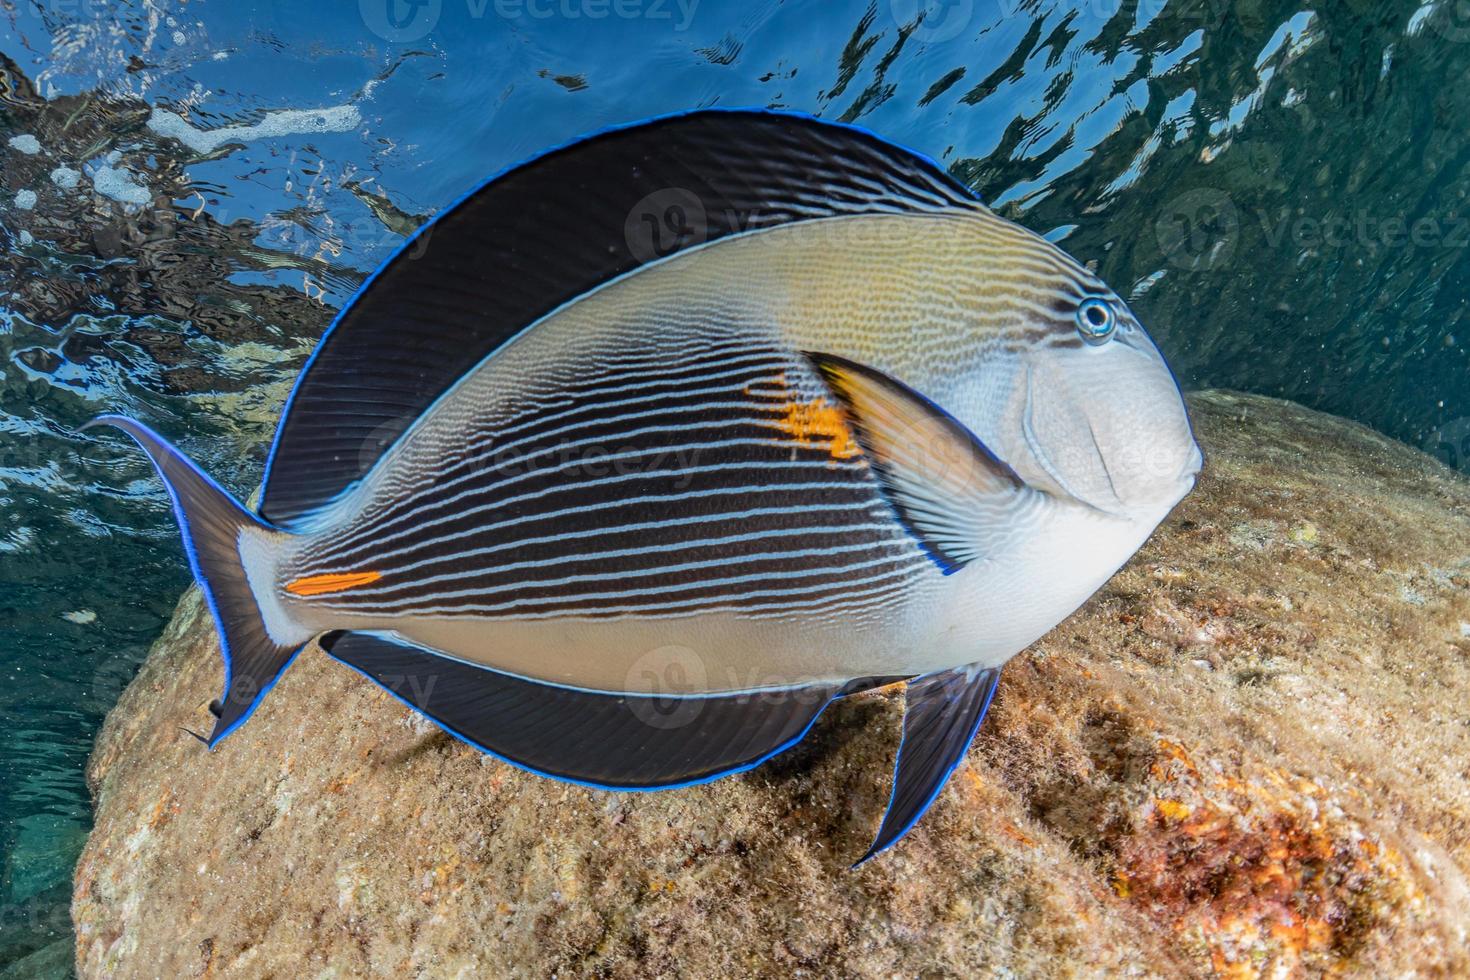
xmin=323 ymin=631 xmax=842 ymax=790
xmin=856 ymin=664 xmax=1002 ymax=866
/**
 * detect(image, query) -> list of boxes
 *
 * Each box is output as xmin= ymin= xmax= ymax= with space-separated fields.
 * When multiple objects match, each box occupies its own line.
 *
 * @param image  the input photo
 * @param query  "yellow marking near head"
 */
xmin=775 ymin=397 xmax=862 ymax=460
xmin=284 ymin=570 xmax=382 ymax=597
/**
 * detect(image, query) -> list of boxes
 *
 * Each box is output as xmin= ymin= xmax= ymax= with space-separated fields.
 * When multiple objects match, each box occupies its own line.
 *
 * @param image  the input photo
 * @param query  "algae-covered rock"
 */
xmin=72 ymin=392 xmax=1470 ymax=978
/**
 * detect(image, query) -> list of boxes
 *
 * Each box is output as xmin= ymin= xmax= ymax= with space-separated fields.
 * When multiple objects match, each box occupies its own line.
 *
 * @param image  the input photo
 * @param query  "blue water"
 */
xmin=2 ymin=0 xmax=1469 ymax=972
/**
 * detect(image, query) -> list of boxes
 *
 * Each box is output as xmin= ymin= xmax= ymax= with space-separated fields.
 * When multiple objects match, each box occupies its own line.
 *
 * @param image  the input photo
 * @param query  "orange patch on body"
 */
xmin=285 ymin=570 xmax=382 ymax=597
xmin=775 ymin=397 xmax=862 ymax=460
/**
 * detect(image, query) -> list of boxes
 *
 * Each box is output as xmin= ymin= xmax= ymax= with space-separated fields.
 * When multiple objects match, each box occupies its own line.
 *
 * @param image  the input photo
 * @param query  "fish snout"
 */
xmin=1184 ymin=440 xmax=1205 ymax=482
xmin=1017 ymin=347 xmax=1201 ymax=516
xmin=1104 ymin=399 xmax=1202 ymax=512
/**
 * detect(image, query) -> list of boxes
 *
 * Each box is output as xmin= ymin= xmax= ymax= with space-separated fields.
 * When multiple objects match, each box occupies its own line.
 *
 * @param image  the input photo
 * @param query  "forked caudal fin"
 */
xmin=83 ymin=415 xmax=310 ymax=747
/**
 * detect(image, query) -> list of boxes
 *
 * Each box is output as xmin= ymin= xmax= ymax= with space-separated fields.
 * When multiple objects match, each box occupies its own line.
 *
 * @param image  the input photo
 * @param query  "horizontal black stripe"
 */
xmin=341 ymin=554 xmax=925 ymax=620
xmin=329 ymin=517 xmax=906 ymax=610
xmin=332 ymin=342 xmax=793 ymax=547
xmin=291 ymin=339 xmax=927 ymax=619
xmin=340 ymin=480 xmax=886 ymax=571
xmin=316 ymin=417 xmax=873 ymax=567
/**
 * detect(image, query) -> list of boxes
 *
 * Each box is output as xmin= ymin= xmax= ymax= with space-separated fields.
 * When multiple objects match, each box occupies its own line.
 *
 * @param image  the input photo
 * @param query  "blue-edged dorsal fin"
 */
xmin=856 ymin=665 xmax=1002 ymax=866
xmin=322 ymin=631 xmax=844 ymax=790
xmin=804 ymin=352 xmax=1031 ymax=574
xmin=260 ymin=110 xmax=982 ymax=530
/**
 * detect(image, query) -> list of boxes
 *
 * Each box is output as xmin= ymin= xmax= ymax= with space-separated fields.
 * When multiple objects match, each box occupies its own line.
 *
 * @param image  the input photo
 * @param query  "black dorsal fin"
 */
xmin=259 ymin=109 xmax=981 ymax=528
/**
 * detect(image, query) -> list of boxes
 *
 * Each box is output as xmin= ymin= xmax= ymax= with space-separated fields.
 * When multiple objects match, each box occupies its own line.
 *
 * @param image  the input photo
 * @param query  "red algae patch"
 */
xmin=1113 ymin=739 xmax=1428 ymax=977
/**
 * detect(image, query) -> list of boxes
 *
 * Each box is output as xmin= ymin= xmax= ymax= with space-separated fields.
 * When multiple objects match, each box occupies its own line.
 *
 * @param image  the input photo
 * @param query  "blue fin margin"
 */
xmin=82 ymin=415 xmax=302 ymax=747
xmin=853 ymin=665 xmax=1003 ymax=867
xmin=322 ymin=629 xmax=849 ymax=793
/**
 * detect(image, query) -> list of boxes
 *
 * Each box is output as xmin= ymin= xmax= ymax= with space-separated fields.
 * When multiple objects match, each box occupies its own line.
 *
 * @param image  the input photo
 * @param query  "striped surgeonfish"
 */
xmin=87 ymin=111 xmax=1202 ymax=864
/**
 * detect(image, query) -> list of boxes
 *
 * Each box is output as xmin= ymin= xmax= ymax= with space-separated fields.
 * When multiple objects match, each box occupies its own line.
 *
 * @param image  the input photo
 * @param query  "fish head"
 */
xmin=965 ymin=244 xmax=1203 ymax=520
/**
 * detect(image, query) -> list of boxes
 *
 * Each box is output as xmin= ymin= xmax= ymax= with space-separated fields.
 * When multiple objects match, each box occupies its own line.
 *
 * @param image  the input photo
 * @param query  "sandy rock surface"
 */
xmin=73 ymin=391 xmax=1470 ymax=978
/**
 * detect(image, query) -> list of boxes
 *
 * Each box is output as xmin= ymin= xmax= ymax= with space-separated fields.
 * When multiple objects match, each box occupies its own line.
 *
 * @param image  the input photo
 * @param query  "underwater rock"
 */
xmin=73 ymin=391 xmax=1470 ymax=978
xmin=0 ymin=882 xmax=73 ymax=979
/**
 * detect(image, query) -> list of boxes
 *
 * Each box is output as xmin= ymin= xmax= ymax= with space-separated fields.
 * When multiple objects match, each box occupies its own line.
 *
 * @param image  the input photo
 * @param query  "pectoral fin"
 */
xmin=856 ymin=665 xmax=1002 ymax=866
xmin=805 ymin=352 xmax=1035 ymax=573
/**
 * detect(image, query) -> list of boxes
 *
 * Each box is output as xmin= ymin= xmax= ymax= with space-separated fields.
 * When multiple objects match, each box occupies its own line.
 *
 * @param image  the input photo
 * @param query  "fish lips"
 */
xmin=1019 ymin=352 xmax=1200 ymax=518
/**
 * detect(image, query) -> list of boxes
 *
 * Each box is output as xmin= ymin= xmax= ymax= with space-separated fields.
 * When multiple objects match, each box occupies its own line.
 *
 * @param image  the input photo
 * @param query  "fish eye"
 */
xmin=1075 ymin=297 xmax=1117 ymax=344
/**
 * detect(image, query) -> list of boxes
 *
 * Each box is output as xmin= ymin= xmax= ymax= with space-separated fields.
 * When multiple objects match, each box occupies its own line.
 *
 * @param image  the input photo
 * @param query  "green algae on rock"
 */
xmin=72 ymin=392 xmax=1470 ymax=978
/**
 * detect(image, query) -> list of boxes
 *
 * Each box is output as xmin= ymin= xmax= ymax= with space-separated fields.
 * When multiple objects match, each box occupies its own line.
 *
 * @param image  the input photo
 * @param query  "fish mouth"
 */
xmin=1020 ymin=365 xmax=1127 ymax=518
xmin=1185 ymin=442 xmax=1204 ymax=481
xmin=1020 ymin=362 xmax=1202 ymax=517
xmin=1122 ymin=328 xmax=1206 ymax=487
xmin=1176 ymin=443 xmax=1204 ymax=498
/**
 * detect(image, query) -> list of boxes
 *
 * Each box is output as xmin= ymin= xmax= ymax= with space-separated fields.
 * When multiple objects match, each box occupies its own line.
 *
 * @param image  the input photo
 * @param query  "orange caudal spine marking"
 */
xmin=775 ymin=397 xmax=862 ymax=461
xmin=284 ymin=570 xmax=383 ymax=597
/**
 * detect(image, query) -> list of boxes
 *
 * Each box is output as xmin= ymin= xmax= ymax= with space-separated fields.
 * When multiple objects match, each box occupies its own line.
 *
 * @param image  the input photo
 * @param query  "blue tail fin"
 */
xmin=84 ymin=415 xmax=310 ymax=746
